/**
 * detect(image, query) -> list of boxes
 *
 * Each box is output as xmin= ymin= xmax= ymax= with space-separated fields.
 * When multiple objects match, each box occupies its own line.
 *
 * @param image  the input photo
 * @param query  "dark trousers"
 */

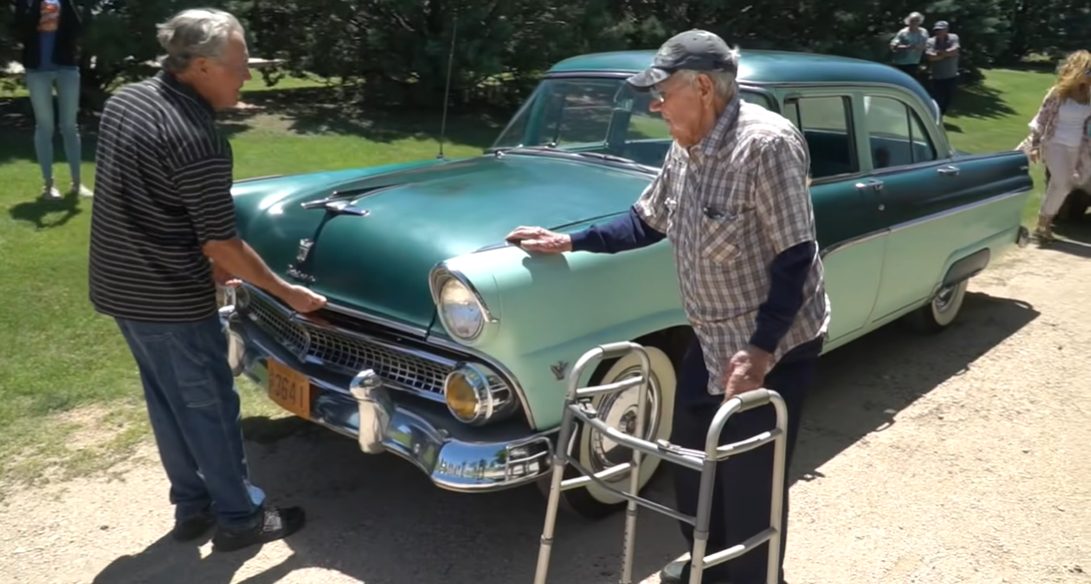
xmin=671 ymin=337 xmax=822 ymax=583
xmin=895 ymin=63 xmax=921 ymax=80
xmin=930 ymin=77 xmax=958 ymax=116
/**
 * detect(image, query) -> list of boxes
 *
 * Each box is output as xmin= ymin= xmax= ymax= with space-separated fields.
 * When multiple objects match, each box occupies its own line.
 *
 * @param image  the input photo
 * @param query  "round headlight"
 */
xmin=439 ymin=278 xmax=485 ymax=340
xmin=444 ymin=366 xmax=489 ymax=423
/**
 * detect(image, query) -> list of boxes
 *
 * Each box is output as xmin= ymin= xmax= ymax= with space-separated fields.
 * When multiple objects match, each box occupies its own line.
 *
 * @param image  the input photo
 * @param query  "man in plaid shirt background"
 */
xmin=508 ymin=29 xmax=830 ymax=584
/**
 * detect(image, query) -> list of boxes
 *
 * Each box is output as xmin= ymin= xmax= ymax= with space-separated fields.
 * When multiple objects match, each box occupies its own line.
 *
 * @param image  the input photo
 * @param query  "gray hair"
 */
xmin=672 ymin=46 xmax=740 ymax=101
xmin=674 ymin=69 xmax=737 ymax=101
xmin=157 ymin=9 xmax=244 ymax=73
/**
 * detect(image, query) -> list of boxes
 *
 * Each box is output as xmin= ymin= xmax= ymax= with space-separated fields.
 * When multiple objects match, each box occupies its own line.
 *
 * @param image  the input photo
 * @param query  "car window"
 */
xmin=538 ymin=79 xmax=619 ymax=147
xmin=863 ymin=96 xmax=937 ymax=169
xmin=492 ymin=78 xmax=773 ymax=169
xmin=782 ymin=96 xmax=857 ymax=179
xmin=622 ymin=91 xmax=772 ymax=141
xmin=619 ymin=89 xmax=771 ymax=166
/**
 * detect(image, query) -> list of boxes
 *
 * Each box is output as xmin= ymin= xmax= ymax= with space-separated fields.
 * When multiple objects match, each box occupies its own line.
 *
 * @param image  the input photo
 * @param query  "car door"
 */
xmin=780 ymin=91 xmax=886 ymax=348
xmin=859 ymin=92 xmax=980 ymax=322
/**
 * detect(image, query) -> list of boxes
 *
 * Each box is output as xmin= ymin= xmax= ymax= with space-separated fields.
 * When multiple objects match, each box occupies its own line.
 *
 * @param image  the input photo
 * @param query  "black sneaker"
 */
xmin=171 ymin=510 xmax=215 ymax=542
xmin=211 ymin=506 xmax=305 ymax=553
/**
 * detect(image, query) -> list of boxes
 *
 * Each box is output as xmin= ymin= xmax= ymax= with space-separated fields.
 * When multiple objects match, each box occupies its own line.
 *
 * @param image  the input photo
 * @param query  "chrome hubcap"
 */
xmin=934 ymin=285 xmax=956 ymax=312
xmin=589 ymin=368 xmax=660 ymax=473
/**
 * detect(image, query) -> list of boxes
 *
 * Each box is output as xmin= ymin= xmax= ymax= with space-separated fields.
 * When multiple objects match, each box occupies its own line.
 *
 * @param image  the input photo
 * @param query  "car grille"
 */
xmin=243 ymin=293 xmax=454 ymax=399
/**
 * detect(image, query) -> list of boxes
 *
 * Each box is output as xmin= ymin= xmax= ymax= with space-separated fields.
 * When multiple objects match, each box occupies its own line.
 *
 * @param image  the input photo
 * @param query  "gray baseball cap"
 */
xmin=933 ymin=20 xmax=949 ymax=30
xmin=627 ymin=29 xmax=737 ymax=90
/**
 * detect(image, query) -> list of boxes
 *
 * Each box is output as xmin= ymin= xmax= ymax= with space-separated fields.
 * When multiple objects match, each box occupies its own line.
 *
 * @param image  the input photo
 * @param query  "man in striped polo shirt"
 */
xmin=88 ymin=8 xmax=326 ymax=552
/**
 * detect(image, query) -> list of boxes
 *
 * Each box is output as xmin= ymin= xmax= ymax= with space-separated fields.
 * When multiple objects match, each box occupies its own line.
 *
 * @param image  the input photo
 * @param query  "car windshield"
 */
xmin=491 ymin=76 xmax=770 ymax=168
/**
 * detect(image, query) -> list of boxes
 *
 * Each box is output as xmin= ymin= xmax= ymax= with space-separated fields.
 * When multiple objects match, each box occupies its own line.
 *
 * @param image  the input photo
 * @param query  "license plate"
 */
xmin=267 ymin=359 xmax=311 ymax=419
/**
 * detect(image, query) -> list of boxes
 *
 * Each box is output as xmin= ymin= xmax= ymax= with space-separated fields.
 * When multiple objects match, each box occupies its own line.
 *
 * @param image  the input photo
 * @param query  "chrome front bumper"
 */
xmin=222 ymin=308 xmax=553 ymax=492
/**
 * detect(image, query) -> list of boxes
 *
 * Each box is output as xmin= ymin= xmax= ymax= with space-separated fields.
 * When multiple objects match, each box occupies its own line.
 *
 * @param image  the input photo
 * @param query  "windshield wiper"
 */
xmin=492 ymin=146 xmax=648 ymax=170
xmin=571 ymin=151 xmax=638 ymax=164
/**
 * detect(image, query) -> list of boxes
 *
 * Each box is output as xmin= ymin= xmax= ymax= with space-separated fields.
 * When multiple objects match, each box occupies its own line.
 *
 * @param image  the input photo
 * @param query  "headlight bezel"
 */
xmin=428 ymin=264 xmax=497 ymax=343
xmin=443 ymin=362 xmax=516 ymax=425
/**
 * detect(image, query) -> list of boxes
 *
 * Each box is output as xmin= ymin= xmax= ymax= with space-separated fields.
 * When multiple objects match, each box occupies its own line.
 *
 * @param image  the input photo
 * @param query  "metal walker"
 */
xmin=533 ymin=342 xmax=789 ymax=584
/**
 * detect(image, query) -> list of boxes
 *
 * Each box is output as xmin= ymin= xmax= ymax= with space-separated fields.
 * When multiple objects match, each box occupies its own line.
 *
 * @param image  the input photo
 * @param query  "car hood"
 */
xmin=235 ymin=153 xmax=655 ymax=331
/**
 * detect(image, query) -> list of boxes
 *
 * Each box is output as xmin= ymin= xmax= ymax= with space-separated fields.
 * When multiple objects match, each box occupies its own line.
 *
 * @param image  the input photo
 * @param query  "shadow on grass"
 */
xmin=945 ymin=82 xmax=1018 ymax=120
xmin=7 ymin=190 xmax=85 ymax=229
xmin=219 ymin=86 xmax=506 ymax=150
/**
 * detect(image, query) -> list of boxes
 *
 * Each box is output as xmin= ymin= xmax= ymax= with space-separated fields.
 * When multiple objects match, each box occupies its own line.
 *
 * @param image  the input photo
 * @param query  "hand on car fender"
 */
xmin=505 ymin=226 xmax=572 ymax=254
xmin=283 ymin=285 xmax=327 ymax=313
xmin=723 ymin=346 xmax=774 ymax=401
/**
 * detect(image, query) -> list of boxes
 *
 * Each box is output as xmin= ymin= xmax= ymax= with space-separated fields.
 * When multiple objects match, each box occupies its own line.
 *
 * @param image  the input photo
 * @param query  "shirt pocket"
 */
xmin=697 ymin=205 xmax=750 ymax=264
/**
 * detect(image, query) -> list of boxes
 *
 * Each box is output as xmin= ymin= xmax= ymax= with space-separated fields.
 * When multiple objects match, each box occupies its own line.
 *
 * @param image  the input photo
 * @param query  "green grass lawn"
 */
xmin=0 ymin=68 xmax=1057 ymax=488
xmin=0 ymin=81 xmax=499 ymax=487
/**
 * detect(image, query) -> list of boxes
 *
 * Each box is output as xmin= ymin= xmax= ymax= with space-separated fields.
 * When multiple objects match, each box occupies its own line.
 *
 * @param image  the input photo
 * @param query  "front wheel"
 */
xmin=906 ymin=280 xmax=968 ymax=332
xmin=548 ymin=343 xmax=678 ymax=519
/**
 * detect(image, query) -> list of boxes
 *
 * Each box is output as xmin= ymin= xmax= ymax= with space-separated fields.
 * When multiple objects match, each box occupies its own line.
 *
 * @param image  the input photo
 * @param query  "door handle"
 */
xmin=938 ymin=165 xmax=961 ymax=176
xmin=854 ymin=179 xmax=884 ymax=192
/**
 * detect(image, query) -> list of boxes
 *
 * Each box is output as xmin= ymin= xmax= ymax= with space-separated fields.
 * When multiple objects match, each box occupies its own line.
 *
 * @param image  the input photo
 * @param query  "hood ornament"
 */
xmin=287 ymin=238 xmax=317 ymax=283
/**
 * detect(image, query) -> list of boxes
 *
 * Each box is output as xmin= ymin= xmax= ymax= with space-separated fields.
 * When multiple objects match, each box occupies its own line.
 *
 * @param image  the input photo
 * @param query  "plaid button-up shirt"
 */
xmin=635 ymin=95 xmax=831 ymax=395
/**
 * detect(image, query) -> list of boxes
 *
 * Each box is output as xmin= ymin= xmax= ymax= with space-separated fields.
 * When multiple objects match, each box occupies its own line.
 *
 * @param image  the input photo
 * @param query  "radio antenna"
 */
xmin=437 ymin=12 xmax=457 ymax=160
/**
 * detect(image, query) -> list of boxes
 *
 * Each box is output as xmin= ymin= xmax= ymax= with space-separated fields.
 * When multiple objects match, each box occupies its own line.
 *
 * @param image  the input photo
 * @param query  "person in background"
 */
xmin=89 ymin=8 xmax=326 ymax=552
xmin=925 ymin=20 xmax=960 ymax=117
xmin=12 ymin=0 xmax=92 ymax=200
xmin=507 ymin=30 xmax=829 ymax=584
xmin=890 ymin=11 xmax=928 ymax=81
xmin=1018 ymin=50 xmax=1091 ymax=242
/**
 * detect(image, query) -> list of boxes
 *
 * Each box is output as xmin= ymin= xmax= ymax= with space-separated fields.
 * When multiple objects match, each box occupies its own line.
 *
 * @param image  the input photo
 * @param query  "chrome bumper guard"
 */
xmin=221 ymin=306 xmax=553 ymax=492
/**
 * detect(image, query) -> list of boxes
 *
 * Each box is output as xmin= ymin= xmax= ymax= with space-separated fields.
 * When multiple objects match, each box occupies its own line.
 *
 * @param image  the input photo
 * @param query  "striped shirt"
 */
xmin=635 ymin=95 xmax=831 ymax=395
xmin=89 ymin=71 xmax=237 ymax=322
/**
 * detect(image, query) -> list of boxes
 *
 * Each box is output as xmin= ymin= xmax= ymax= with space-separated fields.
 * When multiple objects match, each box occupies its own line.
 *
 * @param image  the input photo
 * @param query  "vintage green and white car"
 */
xmin=221 ymin=49 xmax=1033 ymax=516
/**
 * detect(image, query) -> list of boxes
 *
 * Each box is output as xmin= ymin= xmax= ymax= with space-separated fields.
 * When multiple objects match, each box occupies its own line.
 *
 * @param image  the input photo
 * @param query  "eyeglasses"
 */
xmin=650 ymin=76 xmax=678 ymax=103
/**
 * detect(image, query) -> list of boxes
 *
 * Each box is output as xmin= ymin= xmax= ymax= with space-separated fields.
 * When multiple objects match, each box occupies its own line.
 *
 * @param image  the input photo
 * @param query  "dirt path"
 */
xmin=2 ymin=242 xmax=1090 ymax=584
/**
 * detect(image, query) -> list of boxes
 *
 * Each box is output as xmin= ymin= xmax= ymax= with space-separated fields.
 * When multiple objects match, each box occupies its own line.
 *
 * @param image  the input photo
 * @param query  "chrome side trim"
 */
xmin=888 ymin=188 xmax=1031 ymax=235
xmin=820 ymin=187 xmax=1033 ymax=258
xmin=819 ymin=228 xmax=888 ymax=258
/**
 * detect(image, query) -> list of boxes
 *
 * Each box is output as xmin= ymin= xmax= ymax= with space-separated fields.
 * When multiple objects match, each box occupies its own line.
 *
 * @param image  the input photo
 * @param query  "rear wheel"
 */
xmin=545 ymin=342 xmax=678 ymax=519
xmin=906 ymin=280 xmax=968 ymax=333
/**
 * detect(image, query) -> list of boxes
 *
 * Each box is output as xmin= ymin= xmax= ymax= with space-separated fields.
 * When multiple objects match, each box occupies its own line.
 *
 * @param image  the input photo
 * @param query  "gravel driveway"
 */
xmin=2 ymin=241 xmax=1089 ymax=584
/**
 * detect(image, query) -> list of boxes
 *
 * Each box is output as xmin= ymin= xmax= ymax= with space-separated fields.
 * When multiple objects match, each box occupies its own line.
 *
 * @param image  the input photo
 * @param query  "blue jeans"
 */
xmin=24 ymin=67 xmax=82 ymax=185
xmin=116 ymin=315 xmax=265 ymax=529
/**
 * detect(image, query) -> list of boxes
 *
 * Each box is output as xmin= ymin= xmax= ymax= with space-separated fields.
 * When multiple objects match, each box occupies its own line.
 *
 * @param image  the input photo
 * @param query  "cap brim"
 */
xmin=626 ymin=67 xmax=672 ymax=90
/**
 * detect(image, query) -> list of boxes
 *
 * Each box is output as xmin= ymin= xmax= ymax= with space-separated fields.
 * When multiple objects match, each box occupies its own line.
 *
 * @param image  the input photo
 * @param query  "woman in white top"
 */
xmin=1019 ymin=50 xmax=1091 ymax=241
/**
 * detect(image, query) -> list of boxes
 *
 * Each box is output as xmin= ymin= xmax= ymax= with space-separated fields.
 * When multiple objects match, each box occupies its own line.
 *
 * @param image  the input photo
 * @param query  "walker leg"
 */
xmin=688 ymin=456 xmax=718 ymax=584
xmin=619 ymin=357 xmax=650 ymax=584
xmin=533 ymin=405 xmax=579 ymax=584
